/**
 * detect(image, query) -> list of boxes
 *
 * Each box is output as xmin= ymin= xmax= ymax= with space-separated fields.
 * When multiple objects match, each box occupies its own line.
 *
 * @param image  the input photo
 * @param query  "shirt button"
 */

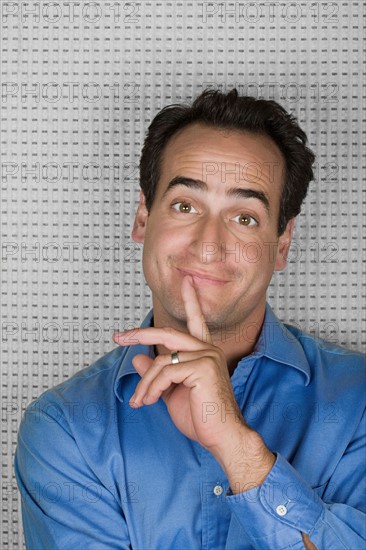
xmin=213 ymin=484 xmax=223 ymax=496
xmin=276 ymin=504 xmax=287 ymax=516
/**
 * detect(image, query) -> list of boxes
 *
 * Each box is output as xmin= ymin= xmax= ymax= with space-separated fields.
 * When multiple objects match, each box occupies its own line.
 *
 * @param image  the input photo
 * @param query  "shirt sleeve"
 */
xmin=14 ymin=396 xmax=132 ymax=550
xmin=225 ymin=411 xmax=366 ymax=550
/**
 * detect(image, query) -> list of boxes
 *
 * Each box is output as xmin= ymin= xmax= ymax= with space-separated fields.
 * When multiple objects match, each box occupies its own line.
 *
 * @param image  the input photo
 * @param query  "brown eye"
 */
xmin=239 ymin=214 xmax=251 ymax=225
xmin=179 ymin=202 xmax=192 ymax=213
xmin=172 ymin=201 xmax=197 ymax=214
xmin=233 ymin=213 xmax=258 ymax=227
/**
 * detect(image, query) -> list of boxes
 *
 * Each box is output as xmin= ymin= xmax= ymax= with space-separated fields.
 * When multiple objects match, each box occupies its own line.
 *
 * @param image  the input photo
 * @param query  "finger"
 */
xmin=112 ymin=329 xmax=140 ymax=345
xmin=131 ymin=354 xmax=168 ymax=407
xmin=131 ymin=354 xmax=153 ymax=378
xmin=113 ymin=326 xmax=206 ymax=351
xmin=140 ymin=360 xmax=203 ymax=405
xmin=129 ymin=354 xmax=154 ymax=407
xmin=131 ymin=350 xmax=213 ymax=407
xmin=181 ymin=275 xmax=213 ymax=344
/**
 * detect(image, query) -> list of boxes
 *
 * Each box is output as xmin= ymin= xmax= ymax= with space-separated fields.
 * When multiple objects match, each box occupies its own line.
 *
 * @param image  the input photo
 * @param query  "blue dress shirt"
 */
xmin=15 ymin=304 xmax=366 ymax=549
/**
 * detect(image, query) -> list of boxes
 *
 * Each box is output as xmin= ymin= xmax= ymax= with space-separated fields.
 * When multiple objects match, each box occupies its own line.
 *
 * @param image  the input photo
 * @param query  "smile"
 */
xmin=175 ymin=268 xmax=230 ymax=286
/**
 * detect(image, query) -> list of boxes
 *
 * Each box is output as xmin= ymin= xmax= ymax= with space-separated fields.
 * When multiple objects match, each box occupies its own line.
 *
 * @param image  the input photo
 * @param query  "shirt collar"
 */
xmin=248 ymin=302 xmax=311 ymax=385
xmin=114 ymin=302 xmax=311 ymax=402
xmin=114 ymin=309 xmax=155 ymax=402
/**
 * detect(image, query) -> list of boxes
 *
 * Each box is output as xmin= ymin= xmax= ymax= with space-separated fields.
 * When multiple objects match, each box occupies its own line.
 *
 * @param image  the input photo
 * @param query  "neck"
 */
xmin=207 ymin=305 xmax=265 ymax=374
xmin=152 ymin=299 xmax=266 ymax=376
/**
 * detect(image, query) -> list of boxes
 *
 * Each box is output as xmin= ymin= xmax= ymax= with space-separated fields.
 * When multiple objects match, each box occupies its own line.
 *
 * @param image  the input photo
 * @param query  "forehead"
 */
xmin=158 ymin=123 xmax=285 ymax=198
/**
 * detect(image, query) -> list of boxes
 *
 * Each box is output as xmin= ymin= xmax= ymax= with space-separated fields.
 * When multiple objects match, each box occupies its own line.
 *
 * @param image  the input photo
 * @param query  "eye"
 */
xmin=171 ymin=201 xmax=197 ymax=214
xmin=233 ymin=213 xmax=258 ymax=226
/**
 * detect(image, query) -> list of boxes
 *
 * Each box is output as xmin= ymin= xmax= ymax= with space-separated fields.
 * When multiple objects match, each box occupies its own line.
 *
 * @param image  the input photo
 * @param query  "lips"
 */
xmin=175 ymin=267 xmax=230 ymax=286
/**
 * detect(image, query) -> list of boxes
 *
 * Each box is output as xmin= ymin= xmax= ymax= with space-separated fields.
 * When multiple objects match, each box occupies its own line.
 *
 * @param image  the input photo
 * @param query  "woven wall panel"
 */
xmin=1 ymin=2 xmax=364 ymax=546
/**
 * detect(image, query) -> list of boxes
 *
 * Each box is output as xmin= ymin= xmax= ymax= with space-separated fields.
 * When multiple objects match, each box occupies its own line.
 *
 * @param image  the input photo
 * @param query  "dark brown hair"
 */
xmin=139 ymin=88 xmax=315 ymax=235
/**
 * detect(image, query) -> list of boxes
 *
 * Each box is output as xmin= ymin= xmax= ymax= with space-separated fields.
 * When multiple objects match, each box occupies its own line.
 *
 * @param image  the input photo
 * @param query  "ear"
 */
xmin=131 ymin=191 xmax=149 ymax=243
xmin=274 ymin=218 xmax=295 ymax=271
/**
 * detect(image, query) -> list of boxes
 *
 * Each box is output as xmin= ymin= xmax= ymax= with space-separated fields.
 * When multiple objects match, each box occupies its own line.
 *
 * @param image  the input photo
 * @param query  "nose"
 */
xmin=188 ymin=214 xmax=228 ymax=264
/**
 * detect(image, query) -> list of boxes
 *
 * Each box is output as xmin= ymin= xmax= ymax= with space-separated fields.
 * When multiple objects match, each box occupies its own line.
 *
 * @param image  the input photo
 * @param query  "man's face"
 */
xmin=132 ymin=123 xmax=293 ymax=332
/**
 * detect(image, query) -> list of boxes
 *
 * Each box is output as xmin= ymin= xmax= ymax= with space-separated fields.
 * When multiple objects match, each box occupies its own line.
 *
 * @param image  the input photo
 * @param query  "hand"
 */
xmin=113 ymin=275 xmax=242 ymax=449
xmin=113 ymin=275 xmax=274 ymax=488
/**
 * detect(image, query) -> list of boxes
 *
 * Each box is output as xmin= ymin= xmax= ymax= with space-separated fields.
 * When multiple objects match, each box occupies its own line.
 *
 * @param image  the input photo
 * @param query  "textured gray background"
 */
xmin=1 ymin=1 xmax=365 ymax=547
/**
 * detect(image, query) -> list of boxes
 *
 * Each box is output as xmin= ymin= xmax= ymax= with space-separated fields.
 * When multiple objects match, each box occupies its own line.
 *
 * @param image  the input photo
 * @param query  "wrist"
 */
xmin=210 ymin=426 xmax=275 ymax=494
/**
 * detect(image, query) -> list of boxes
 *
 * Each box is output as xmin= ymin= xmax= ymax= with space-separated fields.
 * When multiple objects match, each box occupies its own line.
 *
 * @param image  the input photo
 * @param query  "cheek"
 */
xmin=234 ymin=237 xmax=278 ymax=268
xmin=149 ymin=221 xmax=191 ymax=250
xmin=142 ymin=223 xmax=190 ymax=268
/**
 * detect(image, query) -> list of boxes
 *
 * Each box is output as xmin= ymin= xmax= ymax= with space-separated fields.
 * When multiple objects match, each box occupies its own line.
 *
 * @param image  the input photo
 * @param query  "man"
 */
xmin=15 ymin=89 xmax=365 ymax=549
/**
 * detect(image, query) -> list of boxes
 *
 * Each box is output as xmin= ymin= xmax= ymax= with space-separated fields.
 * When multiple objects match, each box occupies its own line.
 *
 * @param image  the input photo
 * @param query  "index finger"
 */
xmin=181 ymin=275 xmax=213 ymax=344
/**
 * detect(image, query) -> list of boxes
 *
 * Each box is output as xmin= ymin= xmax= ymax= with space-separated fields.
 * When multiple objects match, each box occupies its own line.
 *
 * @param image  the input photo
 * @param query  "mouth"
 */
xmin=175 ymin=267 xmax=230 ymax=286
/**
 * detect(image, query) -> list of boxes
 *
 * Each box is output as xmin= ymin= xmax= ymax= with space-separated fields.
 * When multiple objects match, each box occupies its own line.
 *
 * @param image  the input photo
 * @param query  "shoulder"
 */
xmin=285 ymin=322 xmax=365 ymax=363
xmin=16 ymin=345 xmax=131 ymax=484
xmin=20 ymin=345 xmax=128 ymax=431
xmin=49 ymin=344 xmax=126 ymax=394
xmin=285 ymin=322 xmax=365 ymax=385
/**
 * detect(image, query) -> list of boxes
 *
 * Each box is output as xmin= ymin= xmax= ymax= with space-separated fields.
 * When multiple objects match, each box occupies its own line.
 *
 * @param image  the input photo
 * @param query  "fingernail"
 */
xmin=129 ymin=394 xmax=140 ymax=408
xmin=113 ymin=332 xmax=133 ymax=343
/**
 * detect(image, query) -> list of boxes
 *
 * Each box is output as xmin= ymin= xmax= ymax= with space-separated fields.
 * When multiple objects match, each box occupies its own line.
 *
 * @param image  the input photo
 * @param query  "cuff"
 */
xmin=225 ymin=453 xmax=325 ymax=548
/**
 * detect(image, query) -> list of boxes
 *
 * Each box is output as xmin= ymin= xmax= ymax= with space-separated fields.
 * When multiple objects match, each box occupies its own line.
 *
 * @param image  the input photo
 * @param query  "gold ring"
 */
xmin=171 ymin=351 xmax=180 ymax=364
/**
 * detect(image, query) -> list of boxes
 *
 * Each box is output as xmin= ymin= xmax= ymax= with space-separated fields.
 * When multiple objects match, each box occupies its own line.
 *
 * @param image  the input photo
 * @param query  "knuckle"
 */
xmin=153 ymin=355 xmax=166 ymax=368
xmin=213 ymin=347 xmax=226 ymax=364
xmin=163 ymin=326 xmax=176 ymax=336
xmin=206 ymin=348 xmax=224 ymax=363
xmin=204 ymin=356 xmax=218 ymax=372
xmin=161 ymin=364 xmax=171 ymax=377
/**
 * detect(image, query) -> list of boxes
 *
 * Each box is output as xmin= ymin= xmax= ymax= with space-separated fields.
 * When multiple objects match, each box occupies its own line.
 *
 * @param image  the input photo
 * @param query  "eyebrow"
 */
xmin=161 ymin=176 xmax=270 ymax=213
